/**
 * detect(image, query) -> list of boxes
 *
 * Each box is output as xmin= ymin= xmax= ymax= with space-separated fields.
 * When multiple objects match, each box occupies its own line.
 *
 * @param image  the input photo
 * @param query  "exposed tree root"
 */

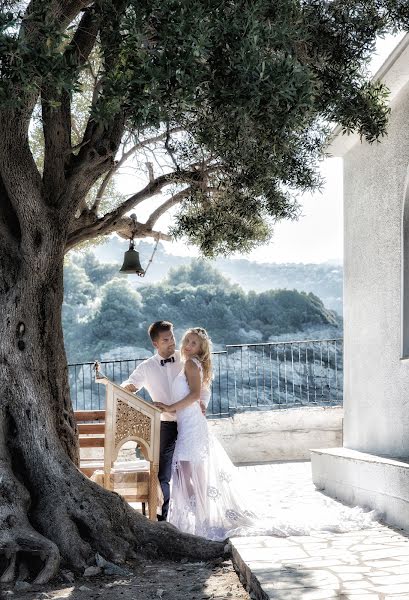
xmin=0 ymin=460 xmax=60 ymax=584
xmin=0 ymin=461 xmax=226 ymax=584
xmin=0 ymin=288 xmax=226 ymax=586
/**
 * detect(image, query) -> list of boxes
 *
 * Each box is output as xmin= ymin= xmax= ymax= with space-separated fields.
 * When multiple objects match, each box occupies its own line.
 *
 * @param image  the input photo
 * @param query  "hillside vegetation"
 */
xmin=63 ymin=253 xmax=341 ymax=362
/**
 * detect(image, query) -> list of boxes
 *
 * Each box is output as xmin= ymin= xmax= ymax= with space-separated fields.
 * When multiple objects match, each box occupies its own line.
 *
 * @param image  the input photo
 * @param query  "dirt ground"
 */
xmin=2 ymin=449 xmax=252 ymax=600
xmin=1 ymin=557 xmax=251 ymax=600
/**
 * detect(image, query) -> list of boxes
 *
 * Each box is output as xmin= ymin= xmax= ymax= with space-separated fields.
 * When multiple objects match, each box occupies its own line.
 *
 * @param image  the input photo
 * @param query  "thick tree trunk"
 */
xmin=0 ymin=223 xmax=225 ymax=584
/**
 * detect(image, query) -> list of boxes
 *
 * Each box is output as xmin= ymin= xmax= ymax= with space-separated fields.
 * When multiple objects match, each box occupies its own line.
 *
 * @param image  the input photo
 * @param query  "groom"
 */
xmin=121 ymin=320 xmax=180 ymax=521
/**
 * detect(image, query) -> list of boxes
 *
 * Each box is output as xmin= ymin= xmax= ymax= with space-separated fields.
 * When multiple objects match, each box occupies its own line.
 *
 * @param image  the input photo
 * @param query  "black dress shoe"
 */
xmin=157 ymin=514 xmax=165 ymax=521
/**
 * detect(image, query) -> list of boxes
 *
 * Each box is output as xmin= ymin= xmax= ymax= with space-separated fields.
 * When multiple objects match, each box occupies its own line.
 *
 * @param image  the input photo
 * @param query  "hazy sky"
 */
xmin=116 ymin=33 xmax=404 ymax=265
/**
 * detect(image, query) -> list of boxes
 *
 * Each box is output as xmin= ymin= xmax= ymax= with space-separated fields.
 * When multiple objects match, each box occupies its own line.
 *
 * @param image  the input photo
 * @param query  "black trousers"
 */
xmin=158 ymin=421 xmax=178 ymax=520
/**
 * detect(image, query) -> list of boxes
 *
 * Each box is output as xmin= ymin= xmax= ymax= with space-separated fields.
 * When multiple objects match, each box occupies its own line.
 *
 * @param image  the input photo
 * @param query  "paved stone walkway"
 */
xmin=231 ymin=462 xmax=409 ymax=600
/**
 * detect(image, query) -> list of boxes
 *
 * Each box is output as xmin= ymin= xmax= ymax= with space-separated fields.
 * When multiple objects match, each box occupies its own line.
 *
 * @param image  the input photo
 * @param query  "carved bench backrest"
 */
xmin=103 ymin=381 xmax=161 ymax=468
xmin=95 ymin=374 xmax=161 ymax=520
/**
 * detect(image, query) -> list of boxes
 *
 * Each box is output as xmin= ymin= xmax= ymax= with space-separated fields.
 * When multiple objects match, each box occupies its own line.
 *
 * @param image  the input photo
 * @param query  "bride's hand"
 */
xmin=153 ymin=402 xmax=173 ymax=412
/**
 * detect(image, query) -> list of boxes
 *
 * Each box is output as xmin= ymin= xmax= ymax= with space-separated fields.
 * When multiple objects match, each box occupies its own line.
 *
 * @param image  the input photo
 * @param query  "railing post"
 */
xmin=224 ymin=350 xmax=228 ymax=415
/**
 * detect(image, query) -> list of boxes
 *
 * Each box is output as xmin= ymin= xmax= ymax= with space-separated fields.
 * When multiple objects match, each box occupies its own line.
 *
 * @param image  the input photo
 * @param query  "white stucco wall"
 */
xmin=343 ymin=79 xmax=409 ymax=456
xmin=311 ymin=448 xmax=409 ymax=532
xmin=208 ymin=407 xmax=343 ymax=464
xmin=81 ymin=407 xmax=343 ymax=465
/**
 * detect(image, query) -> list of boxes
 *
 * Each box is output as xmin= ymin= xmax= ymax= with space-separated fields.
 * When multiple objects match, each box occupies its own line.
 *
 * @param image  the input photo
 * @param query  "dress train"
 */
xmin=167 ymin=360 xmax=376 ymax=541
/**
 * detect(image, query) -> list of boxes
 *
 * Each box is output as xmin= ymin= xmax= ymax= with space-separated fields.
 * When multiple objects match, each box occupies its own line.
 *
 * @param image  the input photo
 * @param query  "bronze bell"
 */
xmin=119 ymin=240 xmax=145 ymax=276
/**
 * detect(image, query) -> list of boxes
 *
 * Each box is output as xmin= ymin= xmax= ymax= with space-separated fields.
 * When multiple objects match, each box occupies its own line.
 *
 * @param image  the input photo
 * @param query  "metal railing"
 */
xmin=68 ymin=338 xmax=343 ymax=418
xmin=225 ymin=339 xmax=343 ymax=413
xmin=68 ymin=358 xmax=149 ymax=412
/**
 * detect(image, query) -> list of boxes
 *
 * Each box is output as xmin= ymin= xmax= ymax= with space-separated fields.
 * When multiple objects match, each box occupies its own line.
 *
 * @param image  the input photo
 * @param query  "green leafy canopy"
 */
xmin=1 ymin=1 xmax=408 ymax=256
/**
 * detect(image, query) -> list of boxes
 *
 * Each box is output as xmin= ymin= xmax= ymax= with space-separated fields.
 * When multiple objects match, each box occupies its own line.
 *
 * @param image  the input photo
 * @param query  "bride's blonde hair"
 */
xmin=180 ymin=327 xmax=213 ymax=388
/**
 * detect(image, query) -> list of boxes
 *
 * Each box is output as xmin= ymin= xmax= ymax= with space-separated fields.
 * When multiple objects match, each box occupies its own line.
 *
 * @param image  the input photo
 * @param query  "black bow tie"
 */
xmin=160 ymin=356 xmax=175 ymax=366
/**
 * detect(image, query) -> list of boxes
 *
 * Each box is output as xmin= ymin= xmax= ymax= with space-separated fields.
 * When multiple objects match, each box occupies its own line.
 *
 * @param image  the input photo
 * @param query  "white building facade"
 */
xmin=311 ymin=34 xmax=409 ymax=530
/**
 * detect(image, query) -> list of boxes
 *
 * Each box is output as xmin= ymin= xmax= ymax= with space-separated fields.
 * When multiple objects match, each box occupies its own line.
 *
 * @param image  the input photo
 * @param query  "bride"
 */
xmin=154 ymin=327 xmax=375 ymax=541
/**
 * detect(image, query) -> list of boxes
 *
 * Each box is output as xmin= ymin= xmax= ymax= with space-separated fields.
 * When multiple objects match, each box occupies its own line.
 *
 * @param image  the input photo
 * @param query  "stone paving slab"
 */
xmin=231 ymin=462 xmax=409 ymax=599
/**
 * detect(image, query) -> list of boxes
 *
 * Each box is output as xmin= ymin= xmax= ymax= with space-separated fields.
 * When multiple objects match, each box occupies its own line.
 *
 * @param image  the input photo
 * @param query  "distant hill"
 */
xmin=91 ymin=237 xmax=343 ymax=315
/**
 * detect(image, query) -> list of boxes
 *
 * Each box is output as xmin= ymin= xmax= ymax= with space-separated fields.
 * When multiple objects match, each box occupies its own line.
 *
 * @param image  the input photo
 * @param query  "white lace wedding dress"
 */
xmin=167 ymin=359 xmax=376 ymax=541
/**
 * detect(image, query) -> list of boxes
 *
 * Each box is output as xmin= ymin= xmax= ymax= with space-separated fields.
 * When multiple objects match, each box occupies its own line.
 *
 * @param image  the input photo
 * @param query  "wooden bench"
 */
xmin=75 ymin=409 xmax=106 ymax=477
xmin=75 ymin=372 xmax=161 ymax=520
xmin=75 ymin=409 xmax=151 ymax=515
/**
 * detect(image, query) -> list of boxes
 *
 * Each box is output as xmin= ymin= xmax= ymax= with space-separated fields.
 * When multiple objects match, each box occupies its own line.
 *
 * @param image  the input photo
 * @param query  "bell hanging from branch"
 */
xmin=119 ymin=214 xmax=145 ymax=277
xmin=119 ymin=239 xmax=145 ymax=276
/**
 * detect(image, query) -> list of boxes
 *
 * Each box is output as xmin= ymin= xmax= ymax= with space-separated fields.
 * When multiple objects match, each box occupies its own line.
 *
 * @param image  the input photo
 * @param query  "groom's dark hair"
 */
xmin=148 ymin=320 xmax=173 ymax=342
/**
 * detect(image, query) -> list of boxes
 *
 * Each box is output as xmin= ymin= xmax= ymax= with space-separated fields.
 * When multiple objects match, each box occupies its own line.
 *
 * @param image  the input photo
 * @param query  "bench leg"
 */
xmin=148 ymin=464 xmax=159 ymax=521
xmin=142 ymin=502 xmax=146 ymax=516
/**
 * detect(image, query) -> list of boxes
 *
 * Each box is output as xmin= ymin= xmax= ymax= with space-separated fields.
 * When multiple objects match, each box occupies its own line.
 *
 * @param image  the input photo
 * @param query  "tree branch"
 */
xmin=41 ymin=89 xmax=71 ymax=204
xmin=0 ymin=2 xmax=95 ymax=197
xmin=64 ymin=6 xmax=101 ymax=68
xmin=0 ymin=115 xmax=43 ymax=217
xmin=65 ymin=217 xmax=170 ymax=253
xmin=23 ymin=1 xmax=93 ymax=36
xmin=145 ymin=188 xmax=192 ymax=230
xmin=165 ymin=121 xmax=180 ymax=171
xmin=88 ymin=129 xmax=184 ymax=214
xmin=64 ymin=1 xmax=128 ymax=203
xmin=0 ymin=172 xmax=21 ymax=251
xmin=91 ymin=143 xmax=142 ymax=214
xmin=66 ymin=170 xmax=197 ymax=251
xmin=61 ymin=1 xmax=94 ymax=24
xmin=65 ymin=113 xmax=125 ymax=209
xmin=41 ymin=7 xmax=102 ymax=204
xmin=104 ymin=170 xmax=197 ymax=219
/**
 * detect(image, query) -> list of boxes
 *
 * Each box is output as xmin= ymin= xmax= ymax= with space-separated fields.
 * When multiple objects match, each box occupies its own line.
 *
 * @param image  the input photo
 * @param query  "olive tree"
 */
xmin=0 ymin=0 xmax=408 ymax=584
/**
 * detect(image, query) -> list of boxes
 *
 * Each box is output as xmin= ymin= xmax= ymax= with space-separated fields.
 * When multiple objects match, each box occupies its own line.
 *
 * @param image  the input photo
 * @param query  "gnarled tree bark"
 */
xmin=0 ymin=1 xmax=230 ymax=583
xmin=0 ymin=214 xmax=225 ymax=584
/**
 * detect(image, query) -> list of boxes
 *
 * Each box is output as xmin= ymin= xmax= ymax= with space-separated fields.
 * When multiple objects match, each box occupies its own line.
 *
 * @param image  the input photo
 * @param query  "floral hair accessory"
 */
xmin=193 ymin=327 xmax=211 ymax=342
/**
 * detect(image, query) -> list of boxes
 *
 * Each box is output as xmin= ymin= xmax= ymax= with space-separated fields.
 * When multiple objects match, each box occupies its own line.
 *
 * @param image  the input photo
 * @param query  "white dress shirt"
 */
xmin=121 ymin=351 xmax=181 ymax=422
